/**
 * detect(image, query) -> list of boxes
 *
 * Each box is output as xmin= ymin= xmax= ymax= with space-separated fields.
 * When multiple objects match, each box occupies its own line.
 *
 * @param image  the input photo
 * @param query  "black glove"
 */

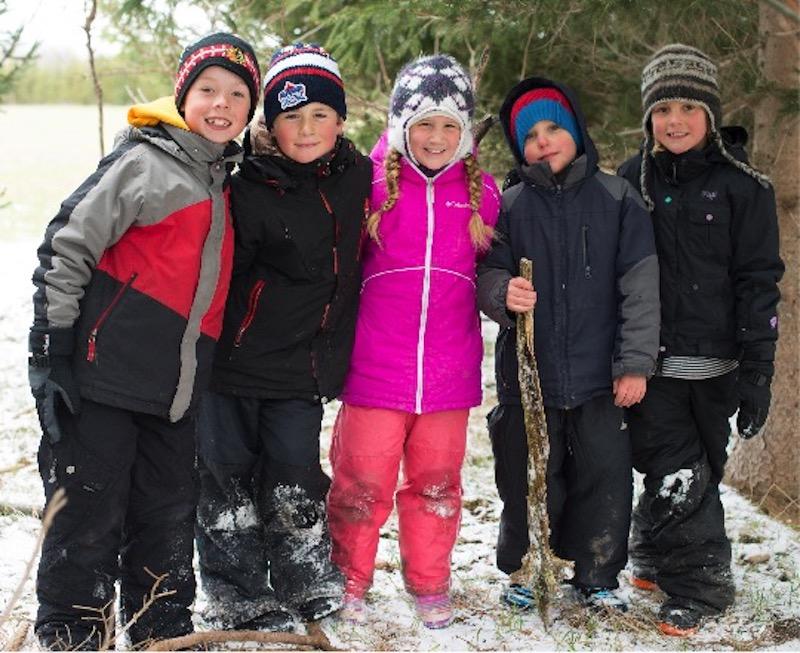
xmin=29 ymin=327 xmax=80 ymax=443
xmin=736 ymin=361 xmax=773 ymax=440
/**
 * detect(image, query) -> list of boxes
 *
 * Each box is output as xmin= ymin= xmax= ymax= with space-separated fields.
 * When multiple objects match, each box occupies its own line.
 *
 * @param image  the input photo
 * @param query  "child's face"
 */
xmin=181 ymin=66 xmax=251 ymax=144
xmin=408 ymin=114 xmax=462 ymax=170
xmin=650 ymin=101 xmax=709 ymax=155
xmin=523 ymin=120 xmax=577 ymax=174
xmin=271 ymin=102 xmax=343 ymax=164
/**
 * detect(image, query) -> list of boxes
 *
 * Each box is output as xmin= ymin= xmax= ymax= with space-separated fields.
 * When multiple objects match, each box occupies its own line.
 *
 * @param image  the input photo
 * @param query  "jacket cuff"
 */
xmin=29 ymin=327 xmax=75 ymax=357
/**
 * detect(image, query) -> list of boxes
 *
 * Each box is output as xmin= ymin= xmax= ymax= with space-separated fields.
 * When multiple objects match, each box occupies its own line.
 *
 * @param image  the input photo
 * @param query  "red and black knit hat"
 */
xmin=262 ymin=43 xmax=346 ymax=128
xmin=175 ymin=32 xmax=261 ymax=122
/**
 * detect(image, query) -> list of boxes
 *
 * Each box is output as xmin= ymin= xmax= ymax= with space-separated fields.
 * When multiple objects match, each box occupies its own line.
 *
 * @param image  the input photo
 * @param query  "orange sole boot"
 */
xmin=630 ymin=575 xmax=659 ymax=592
xmin=658 ymin=621 xmax=699 ymax=637
xmin=658 ymin=606 xmax=700 ymax=637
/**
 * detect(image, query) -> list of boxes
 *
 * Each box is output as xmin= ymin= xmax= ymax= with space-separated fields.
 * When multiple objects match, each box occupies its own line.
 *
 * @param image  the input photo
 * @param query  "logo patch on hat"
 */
xmin=226 ymin=46 xmax=246 ymax=65
xmin=278 ymin=81 xmax=308 ymax=110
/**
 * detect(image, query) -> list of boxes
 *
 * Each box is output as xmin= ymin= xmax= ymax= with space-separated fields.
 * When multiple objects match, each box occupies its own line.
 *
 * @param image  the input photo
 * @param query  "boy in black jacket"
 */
xmin=618 ymin=44 xmax=783 ymax=636
xmin=195 ymin=43 xmax=371 ymax=632
xmin=477 ymin=77 xmax=660 ymax=613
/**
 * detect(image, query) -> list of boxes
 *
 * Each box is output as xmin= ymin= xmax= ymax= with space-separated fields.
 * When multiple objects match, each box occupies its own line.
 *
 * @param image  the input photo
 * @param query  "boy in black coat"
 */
xmin=477 ymin=77 xmax=660 ymax=613
xmin=618 ymin=44 xmax=783 ymax=636
xmin=195 ymin=43 xmax=371 ymax=631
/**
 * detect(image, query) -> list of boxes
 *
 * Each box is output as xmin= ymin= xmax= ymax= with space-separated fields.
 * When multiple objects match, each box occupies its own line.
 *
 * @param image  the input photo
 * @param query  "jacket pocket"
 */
xmin=233 ymin=279 xmax=266 ymax=347
xmin=87 ymin=273 xmax=137 ymax=363
xmin=687 ymin=204 xmax=731 ymax=260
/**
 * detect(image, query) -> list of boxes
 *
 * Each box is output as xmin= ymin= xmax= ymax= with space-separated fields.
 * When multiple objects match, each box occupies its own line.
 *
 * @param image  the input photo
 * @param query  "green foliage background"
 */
xmin=6 ymin=0 xmax=773 ymax=175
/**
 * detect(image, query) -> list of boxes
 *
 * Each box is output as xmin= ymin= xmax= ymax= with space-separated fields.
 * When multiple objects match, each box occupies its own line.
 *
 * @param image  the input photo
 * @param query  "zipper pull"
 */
xmin=87 ymin=330 xmax=97 ymax=362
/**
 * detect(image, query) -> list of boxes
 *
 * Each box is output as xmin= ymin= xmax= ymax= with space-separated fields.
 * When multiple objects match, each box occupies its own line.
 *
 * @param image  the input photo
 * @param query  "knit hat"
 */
xmin=509 ymin=87 xmax=583 ymax=158
xmin=638 ymin=43 xmax=769 ymax=208
xmin=175 ymin=32 xmax=261 ymax=122
xmin=387 ymin=54 xmax=475 ymax=167
xmin=641 ymin=43 xmax=722 ymax=133
xmin=262 ymin=43 xmax=346 ymax=128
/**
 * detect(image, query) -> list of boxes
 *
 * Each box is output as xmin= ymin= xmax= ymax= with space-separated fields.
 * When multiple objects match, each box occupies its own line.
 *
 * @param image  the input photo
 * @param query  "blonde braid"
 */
xmin=366 ymin=149 xmax=403 ymax=247
xmin=464 ymin=153 xmax=493 ymax=251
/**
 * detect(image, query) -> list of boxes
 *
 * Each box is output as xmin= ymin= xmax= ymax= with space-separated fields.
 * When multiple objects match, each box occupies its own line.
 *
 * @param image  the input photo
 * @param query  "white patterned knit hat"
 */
xmin=387 ymin=54 xmax=475 ymax=167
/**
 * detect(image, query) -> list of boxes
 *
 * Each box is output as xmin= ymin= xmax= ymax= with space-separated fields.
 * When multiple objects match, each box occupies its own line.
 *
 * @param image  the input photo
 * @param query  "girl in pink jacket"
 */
xmin=327 ymin=54 xmax=500 ymax=629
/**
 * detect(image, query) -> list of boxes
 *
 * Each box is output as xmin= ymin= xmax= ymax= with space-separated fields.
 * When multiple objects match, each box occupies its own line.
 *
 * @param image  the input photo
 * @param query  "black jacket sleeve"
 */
xmin=476 ymin=191 xmax=519 ymax=329
xmin=730 ymin=179 xmax=784 ymax=363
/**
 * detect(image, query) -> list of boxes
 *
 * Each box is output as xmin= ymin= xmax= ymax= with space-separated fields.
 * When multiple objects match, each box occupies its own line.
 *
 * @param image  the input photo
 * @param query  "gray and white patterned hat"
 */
xmin=387 ymin=54 xmax=475 ymax=167
xmin=638 ymin=43 xmax=769 ymax=209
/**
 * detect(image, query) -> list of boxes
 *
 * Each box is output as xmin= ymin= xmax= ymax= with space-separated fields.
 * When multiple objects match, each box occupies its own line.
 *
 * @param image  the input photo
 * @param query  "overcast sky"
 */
xmin=3 ymin=0 xmax=118 ymax=58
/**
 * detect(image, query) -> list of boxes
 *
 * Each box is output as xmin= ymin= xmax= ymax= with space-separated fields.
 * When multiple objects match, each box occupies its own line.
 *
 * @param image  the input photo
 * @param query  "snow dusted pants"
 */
xmin=487 ymin=395 xmax=632 ymax=588
xmin=327 ymin=403 xmax=468 ymax=598
xmin=35 ymin=399 xmax=197 ymax=649
xmin=195 ymin=391 xmax=343 ymax=627
xmin=626 ymin=371 xmax=737 ymax=616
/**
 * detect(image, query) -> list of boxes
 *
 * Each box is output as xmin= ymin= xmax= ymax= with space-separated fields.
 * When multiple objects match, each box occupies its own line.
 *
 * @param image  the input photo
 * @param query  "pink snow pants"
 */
xmin=327 ymin=403 xmax=468 ymax=598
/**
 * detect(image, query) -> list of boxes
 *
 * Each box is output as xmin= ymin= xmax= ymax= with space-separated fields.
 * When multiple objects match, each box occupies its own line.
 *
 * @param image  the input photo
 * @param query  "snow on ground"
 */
xmin=0 ymin=238 xmax=798 ymax=651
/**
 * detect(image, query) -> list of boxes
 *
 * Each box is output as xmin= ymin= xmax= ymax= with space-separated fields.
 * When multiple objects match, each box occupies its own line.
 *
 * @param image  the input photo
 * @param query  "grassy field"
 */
xmin=0 ymin=104 xmax=130 ymax=240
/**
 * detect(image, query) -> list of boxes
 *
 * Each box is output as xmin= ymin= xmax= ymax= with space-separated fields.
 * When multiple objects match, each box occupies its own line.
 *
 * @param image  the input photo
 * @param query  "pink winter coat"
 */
xmin=341 ymin=135 xmax=500 ymax=413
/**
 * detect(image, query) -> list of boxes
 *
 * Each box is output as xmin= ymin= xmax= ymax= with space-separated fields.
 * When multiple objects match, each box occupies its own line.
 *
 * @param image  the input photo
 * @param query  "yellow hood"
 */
xmin=127 ymin=96 xmax=189 ymax=130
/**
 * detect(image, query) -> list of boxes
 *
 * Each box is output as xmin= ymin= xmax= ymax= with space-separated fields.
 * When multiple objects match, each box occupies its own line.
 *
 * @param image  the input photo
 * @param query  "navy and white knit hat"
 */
xmin=175 ymin=32 xmax=261 ymax=122
xmin=639 ymin=43 xmax=769 ymax=208
xmin=387 ymin=54 xmax=475 ymax=167
xmin=262 ymin=43 xmax=346 ymax=128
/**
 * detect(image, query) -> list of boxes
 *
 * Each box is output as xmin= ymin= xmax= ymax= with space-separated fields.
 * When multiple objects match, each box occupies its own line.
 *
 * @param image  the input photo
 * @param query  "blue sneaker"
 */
xmin=573 ymin=585 xmax=628 ymax=613
xmin=501 ymin=583 xmax=536 ymax=610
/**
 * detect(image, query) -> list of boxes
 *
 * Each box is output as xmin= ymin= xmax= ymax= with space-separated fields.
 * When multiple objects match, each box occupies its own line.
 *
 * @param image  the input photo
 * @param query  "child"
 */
xmin=326 ymin=54 xmax=500 ymax=629
xmin=477 ymin=77 xmax=660 ymax=613
xmin=27 ymin=32 xmax=259 ymax=649
xmin=194 ymin=43 xmax=371 ymax=632
xmin=617 ymin=44 xmax=783 ymax=636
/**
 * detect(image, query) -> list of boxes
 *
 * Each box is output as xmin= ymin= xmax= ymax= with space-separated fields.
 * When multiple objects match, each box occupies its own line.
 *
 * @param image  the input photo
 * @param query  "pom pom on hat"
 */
xmin=509 ymin=87 xmax=583 ymax=158
xmin=262 ymin=43 xmax=346 ymax=128
xmin=175 ymin=32 xmax=261 ymax=122
xmin=387 ymin=54 xmax=475 ymax=166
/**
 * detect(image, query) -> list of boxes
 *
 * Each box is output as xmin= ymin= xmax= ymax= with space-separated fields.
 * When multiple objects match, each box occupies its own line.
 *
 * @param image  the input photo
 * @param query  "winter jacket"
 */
xmin=341 ymin=133 xmax=501 ymax=414
xmin=618 ymin=127 xmax=783 ymax=365
xmin=31 ymin=96 xmax=239 ymax=422
xmin=478 ymin=77 xmax=660 ymax=409
xmin=210 ymin=122 xmax=372 ymax=402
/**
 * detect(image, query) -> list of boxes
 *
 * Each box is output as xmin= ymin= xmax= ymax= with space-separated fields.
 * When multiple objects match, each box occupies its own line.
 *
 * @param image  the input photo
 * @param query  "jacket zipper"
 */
xmin=233 ymin=280 xmax=266 ymax=347
xmin=582 ymin=225 xmax=592 ymax=278
xmin=87 ymin=272 xmax=138 ymax=362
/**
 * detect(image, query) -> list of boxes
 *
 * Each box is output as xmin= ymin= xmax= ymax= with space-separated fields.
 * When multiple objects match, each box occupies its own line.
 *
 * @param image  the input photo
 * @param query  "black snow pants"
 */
xmin=487 ymin=394 xmax=632 ymax=588
xmin=626 ymin=371 xmax=737 ymax=616
xmin=195 ymin=391 xmax=343 ymax=627
xmin=35 ymin=399 xmax=197 ymax=650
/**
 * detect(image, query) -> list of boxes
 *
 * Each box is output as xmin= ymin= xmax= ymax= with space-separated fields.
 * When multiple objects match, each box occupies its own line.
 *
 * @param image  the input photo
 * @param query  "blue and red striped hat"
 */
xmin=262 ymin=43 xmax=346 ymax=127
xmin=510 ymin=87 xmax=583 ymax=157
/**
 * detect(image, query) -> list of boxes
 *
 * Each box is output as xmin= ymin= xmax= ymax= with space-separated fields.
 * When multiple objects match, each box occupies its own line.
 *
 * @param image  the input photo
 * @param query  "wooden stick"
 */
xmin=515 ymin=258 xmax=566 ymax=627
xmin=146 ymin=622 xmax=339 ymax=651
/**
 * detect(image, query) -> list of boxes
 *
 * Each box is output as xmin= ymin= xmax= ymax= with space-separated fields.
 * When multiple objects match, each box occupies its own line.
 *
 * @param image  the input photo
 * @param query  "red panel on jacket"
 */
xmin=95 ymin=191 xmax=234 ymax=339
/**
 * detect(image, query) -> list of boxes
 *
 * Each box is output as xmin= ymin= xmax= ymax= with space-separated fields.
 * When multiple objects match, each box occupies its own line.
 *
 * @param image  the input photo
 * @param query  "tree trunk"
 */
xmin=725 ymin=0 xmax=800 ymax=526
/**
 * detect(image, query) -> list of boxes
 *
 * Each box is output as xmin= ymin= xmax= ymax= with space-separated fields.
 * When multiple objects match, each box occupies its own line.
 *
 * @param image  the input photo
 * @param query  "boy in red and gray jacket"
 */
xmin=28 ymin=32 xmax=258 ymax=649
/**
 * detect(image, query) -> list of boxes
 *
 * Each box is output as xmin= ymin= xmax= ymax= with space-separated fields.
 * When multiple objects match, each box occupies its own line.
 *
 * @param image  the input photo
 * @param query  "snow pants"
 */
xmin=35 ymin=399 xmax=197 ymax=649
xmin=195 ymin=392 xmax=342 ymax=627
xmin=626 ymin=372 xmax=737 ymax=615
xmin=327 ymin=403 xmax=468 ymax=598
xmin=487 ymin=394 xmax=632 ymax=588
